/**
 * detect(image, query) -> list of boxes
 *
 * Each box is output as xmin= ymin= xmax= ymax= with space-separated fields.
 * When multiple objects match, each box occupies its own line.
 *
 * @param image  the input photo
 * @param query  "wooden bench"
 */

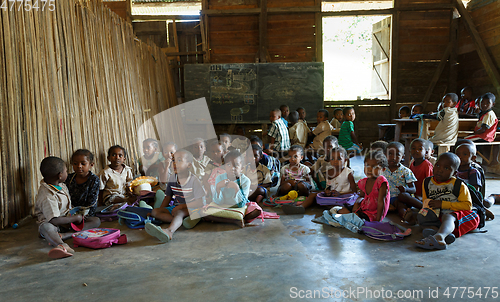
xmin=435 ymin=140 xmax=500 ymax=165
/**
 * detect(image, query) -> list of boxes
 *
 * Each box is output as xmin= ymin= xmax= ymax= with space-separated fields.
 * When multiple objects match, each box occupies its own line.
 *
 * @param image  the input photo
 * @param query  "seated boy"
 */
xmin=231 ymin=126 xmax=249 ymax=153
xmin=410 ymin=104 xmax=424 ymax=119
xmin=296 ymin=107 xmax=307 ymax=124
xmin=457 ymin=86 xmax=478 ymax=117
xmin=465 ymin=92 xmax=498 ymax=142
xmin=310 ymin=109 xmax=333 ymax=151
xmin=415 ymin=153 xmax=480 ymax=250
xmin=246 ymin=145 xmax=272 ymax=203
xmin=409 ymin=139 xmax=433 ymax=199
xmin=99 ymin=145 xmax=134 ymax=205
xmin=338 ymin=107 xmax=362 ymax=153
xmin=369 ymin=140 xmax=389 ymax=153
xmin=330 ymin=108 xmax=343 ymax=129
xmin=267 ymin=108 xmax=290 ymax=157
xmin=139 ymin=138 xmax=164 ymax=176
xmin=36 ymin=157 xmax=100 ymax=259
xmin=219 ymin=133 xmax=233 ymax=156
xmin=288 ymin=111 xmax=310 ymax=148
xmin=146 ymin=149 xmax=206 ymax=242
xmin=427 ymin=93 xmax=459 ymax=145
xmin=190 ymin=138 xmax=211 ymax=182
xmin=250 ymin=135 xmax=280 ymax=187
xmin=311 ymin=136 xmax=338 ymax=190
xmin=280 ymin=105 xmax=290 ymax=127
xmin=398 ymin=106 xmax=411 ymax=119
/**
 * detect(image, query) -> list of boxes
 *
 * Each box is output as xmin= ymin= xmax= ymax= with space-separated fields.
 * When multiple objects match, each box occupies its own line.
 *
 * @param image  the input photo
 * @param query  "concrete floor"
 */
xmin=1 ymin=165 xmax=499 ymax=301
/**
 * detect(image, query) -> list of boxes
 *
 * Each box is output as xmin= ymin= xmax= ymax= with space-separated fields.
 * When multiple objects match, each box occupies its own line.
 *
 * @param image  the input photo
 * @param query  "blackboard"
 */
xmin=184 ymin=63 xmax=324 ymax=124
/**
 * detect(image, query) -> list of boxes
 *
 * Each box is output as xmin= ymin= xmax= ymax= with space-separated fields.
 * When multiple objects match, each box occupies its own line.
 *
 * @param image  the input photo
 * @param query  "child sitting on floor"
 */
xmin=36 ymin=157 xmax=101 ymax=259
xmin=278 ymin=145 xmax=312 ymax=197
xmin=465 ymin=92 xmax=498 ymax=142
xmin=337 ymin=150 xmax=390 ymax=222
xmin=283 ymin=146 xmax=356 ymax=214
xmin=190 ymin=138 xmax=211 ymax=182
xmin=139 ymin=138 xmax=164 ymax=176
xmin=246 ymin=144 xmax=272 ymax=203
xmin=148 ymin=141 xmax=177 ymax=185
xmin=330 ymin=108 xmax=343 ymax=129
xmin=297 ymin=107 xmax=307 ymax=124
xmin=455 ymin=143 xmax=482 ymax=192
xmin=311 ymin=136 xmax=339 ymax=190
xmin=338 ymin=107 xmax=362 ymax=153
xmin=203 ymin=141 xmax=226 ymax=199
xmin=381 ymin=142 xmax=420 ymax=224
xmin=250 ymin=135 xmax=280 ymax=186
xmin=267 ymin=108 xmax=290 ymax=156
xmin=219 ymin=133 xmax=233 ymax=156
xmin=369 ymin=140 xmax=389 ymax=153
xmin=146 ymin=149 xmax=206 ymax=243
xmin=311 ymin=109 xmax=333 ymax=150
xmin=289 ymin=110 xmax=310 ymax=148
xmin=64 ymin=149 xmax=100 ymax=217
xmin=409 ymin=139 xmax=433 ymax=199
xmin=99 ymin=145 xmax=134 ymax=205
xmin=415 ymin=152 xmax=479 ymax=250
xmin=427 ymin=93 xmax=459 ymax=145
xmin=231 ymin=126 xmax=249 ymax=153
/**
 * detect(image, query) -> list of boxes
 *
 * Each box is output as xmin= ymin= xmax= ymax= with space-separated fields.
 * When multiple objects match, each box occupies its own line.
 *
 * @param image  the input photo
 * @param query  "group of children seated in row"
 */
xmin=35 ymin=92 xmax=498 ymax=258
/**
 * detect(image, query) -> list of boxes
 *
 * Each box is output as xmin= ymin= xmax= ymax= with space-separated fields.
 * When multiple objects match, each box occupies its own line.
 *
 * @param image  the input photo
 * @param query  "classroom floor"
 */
xmin=1 ymin=156 xmax=500 ymax=302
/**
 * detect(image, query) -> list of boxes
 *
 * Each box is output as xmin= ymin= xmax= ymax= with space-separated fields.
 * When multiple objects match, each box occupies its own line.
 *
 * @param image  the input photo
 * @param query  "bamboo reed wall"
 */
xmin=0 ymin=0 xmax=178 ymax=228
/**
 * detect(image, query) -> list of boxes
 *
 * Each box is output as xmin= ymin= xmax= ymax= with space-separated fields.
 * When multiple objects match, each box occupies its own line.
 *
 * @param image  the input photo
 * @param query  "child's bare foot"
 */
xmin=403 ymin=208 xmax=416 ymax=225
xmin=486 ymin=209 xmax=495 ymax=220
xmin=244 ymin=209 xmax=261 ymax=221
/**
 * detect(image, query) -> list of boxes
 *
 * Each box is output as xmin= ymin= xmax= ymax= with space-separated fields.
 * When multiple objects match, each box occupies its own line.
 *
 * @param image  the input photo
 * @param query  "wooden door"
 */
xmin=371 ymin=16 xmax=391 ymax=99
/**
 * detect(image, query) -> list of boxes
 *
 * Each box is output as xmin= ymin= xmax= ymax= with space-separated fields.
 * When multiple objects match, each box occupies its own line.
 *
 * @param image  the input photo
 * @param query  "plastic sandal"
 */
xmin=48 ymin=245 xmax=73 ymax=259
xmin=145 ymin=222 xmax=171 ymax=243
xmin=422 ymin=229 xmax=455 ymax=245
xmin=415 ymin=236 xmax=447 ymax=250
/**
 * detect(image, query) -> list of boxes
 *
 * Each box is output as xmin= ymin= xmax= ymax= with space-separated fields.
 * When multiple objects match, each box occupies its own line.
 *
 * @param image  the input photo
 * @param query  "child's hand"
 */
xmin=331 ymin=190 xmax=340 ymax=197
xmin=428 ymin=200 xmax=442 ymax=209
xmin=398 ymin=186 xmax=406 ymax=193
xmin=72 ymin=214 xmax=84 ymax=224
xmin=324 ymin=189 xmax=332 ymax=197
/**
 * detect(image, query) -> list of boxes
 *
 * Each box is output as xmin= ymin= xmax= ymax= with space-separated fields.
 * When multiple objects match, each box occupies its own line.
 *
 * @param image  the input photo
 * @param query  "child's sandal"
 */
xmin=48 ymin=245 xmax=73 ymax=259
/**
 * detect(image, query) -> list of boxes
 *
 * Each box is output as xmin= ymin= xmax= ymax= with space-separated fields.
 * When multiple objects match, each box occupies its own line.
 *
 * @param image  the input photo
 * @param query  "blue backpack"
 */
xmin=117 ymin=207 xmax=162 ymax=229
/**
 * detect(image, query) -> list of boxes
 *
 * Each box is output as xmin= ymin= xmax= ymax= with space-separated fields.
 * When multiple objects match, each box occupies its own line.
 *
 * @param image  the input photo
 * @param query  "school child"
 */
xmin=415 ymin=153 xmax=479 ymax=250
xmin=231 ymin=126 xmax=249 ymax=153
xmin=410 ymin=104 xmax=424 ymax=119
xmin=455 ymin=144 xmax=482 ymax=192
xmin=409 ymin=139 xmax=433 ymax=198
xmin=35 ymin=157 xmax=101 ymax=258
xmin=145 ymin=150 xmax=206 ymax=243
xmin=311 ymin=109 xmax=334 ymax=150
xmin=338 ymin=107 xmax=362 ymax=153
xmin=457 ymin=86 xmax=477 ymax=117
xmin=278 ymin=145 xmax=312 ymax=197
xmin=398 ymin=106 xmax=411 ymax=119
xmin=147 ymin=141 xmax=177 ymax=185
xmin=250 ymin=135 xmax=280 ymax=186
xmin=219 ymin=133 xmax=233 ymax=156
xmin=283 ymin=147 xmax=356 ymax=214
xmin=381 ymin=142 xmax=420 ymax=224
xmin=428 ymin=93 xmax=459 ymax=145
xmin=409 ymin=139 xmax=436 ymax=167
xmin=245 ymin=145 xmax=272 ymax=203
xmin=138 ymin=138 xmax=164 ymax=176
xmin=64 ymin=149 xmax=100 ymax=217
xmin=190 ymin=138 xmax=211 ymax=182
xmin=369 ymin=140 xmax=389 ymax=153
xmin=454 ymin=138 xmax=487 ymax=196
xmin=311 ymin=136 xmax=339 ymax=190
xmin=337 ymin=150 xmax=390 ymax=222
xmin=280 ymin=104 xmax=290 ymax=127
xmin=296 ymin=107 xmax=307 ymax=124
xmin=99 ymin=145 xmax=134 ymax=205
xmin=465 ymin=93 xmax=498 ymax=142
xmin=288 ymin=111 xmax=310 ymax=148
xmin=200 ymin=141 xmax=224 ymax=201
xmin=267 ymin=108 xmax=290 ymax=155
xmin=330 ymin=108 xmax=343 ymax=129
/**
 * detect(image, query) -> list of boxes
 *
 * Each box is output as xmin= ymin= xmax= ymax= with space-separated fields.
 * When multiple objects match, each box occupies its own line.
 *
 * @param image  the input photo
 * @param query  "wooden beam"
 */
xmin=259 ymin=0 xmax=268 ymax=63
xmin=421 ymin=42 xmax=453 ymax=111
xmin=323 ymin=9 xmax=393 ymax=17
xmin=133 ymin=15 xmax=200 ymax=21
xmin=162 ymin=50 xmax=206 ymax=56
xmin=448 ymin=17 xmax=459 ymax=94
xmin=315 ymin=0 xmax=322 ymax=62
xmin=456 ymin=0 xmax=500 ymax=97
xmin=202 ymin=8 xmax=260 ymax=15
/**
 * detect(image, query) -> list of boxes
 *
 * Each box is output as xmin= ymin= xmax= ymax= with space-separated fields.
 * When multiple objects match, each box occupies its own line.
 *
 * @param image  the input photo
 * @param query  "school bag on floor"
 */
xmin=117 ymin=207 xmax=163 ymax=229
xmin=360 ymin=221 xmax=411 ymax=241
xmin=96 ymin=202 xmax=129 ymax=222
xmin=315 ymin=193 xmax=359 ymax=206
xmin=72 ymin=228 xmax=127 ymax=249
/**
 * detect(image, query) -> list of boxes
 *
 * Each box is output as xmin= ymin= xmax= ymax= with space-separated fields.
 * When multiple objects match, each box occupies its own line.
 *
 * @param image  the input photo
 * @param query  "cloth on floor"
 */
xmin=312 ymin=207 xmax=364 ymax=233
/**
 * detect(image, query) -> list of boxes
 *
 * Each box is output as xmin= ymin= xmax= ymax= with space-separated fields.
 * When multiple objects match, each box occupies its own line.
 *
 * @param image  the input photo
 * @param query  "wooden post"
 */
xmin=389 ymin=0 xmax=400 ymax=119
xmin=421 ymin=42 xmax=453 ymax=111
xmin=259 ymin=0 xmax=268 ymax=63
xmin=314 ymin=0 xmax=322 ymax=62
xmin=448 ymin=16 xmax=459 ymax=94
xmin=455 ymin=0 xmax=500 ymax=97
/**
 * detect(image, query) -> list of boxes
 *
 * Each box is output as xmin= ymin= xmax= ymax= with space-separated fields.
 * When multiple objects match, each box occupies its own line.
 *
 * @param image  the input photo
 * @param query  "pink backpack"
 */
xmin=72 ymin=228 xmax=127 ymax=249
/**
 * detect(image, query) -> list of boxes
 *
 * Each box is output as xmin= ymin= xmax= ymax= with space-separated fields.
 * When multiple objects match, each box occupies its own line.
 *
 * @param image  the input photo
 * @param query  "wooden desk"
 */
xmin=393 ymin=119 xmax=420 ymax=166
xmin=421 ymin=118 xmax=477 ymax=139
xmin=378 ymin=123 xmax=396 ymax=140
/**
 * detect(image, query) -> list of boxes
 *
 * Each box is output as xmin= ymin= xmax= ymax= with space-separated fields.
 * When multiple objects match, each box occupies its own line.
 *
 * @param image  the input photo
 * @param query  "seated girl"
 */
xmin=338 ymin=150 xmax=390 ymax=222
xmin=283 ymin=146 xmax=356 ymax=214
xmin=203 ymin=140 xmax=226 ymax=200
xmin=278 ymin=145 xmax=312 ymax=197
xmin=245 ymin=144 xmax=272 ymax=204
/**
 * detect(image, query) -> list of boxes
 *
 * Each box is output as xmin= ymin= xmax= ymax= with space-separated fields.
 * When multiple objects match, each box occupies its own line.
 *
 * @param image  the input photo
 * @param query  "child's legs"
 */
xmin=248 ymin=186 xmax=266 ymax=201
xmin=301 ymin=192 xmax=318 ymax=209
xmin=337 ymin=206 xmax=353 ymax=215
xmin=151 ymin=207 xmax=174 ymax=223
xmin=396 ymin=193 xmax=422 ymax=217
xmin=167 ymin=205 xmax=189 ymax=235
xmin=278 ymin=180 xmax=294 ymax=195
xmin=39 ymin=222 xmax=64 ymax=247
xmin=434 ymin=213 xmax=457 ymax=242
xmin=296 ymin=181 xmax=310 ymax=196
xmin=82 ymin=217 xmax=101 ymax=230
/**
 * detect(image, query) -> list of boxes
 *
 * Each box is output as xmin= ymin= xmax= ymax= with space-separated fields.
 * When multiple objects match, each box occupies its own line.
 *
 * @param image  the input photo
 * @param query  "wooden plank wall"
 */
xmin=0 ymin=0 xmax=178 ymax=228
xmin=103 ymin=0 xmax=132 ymax=23
xmin=207 ymin=0 xmax=317 ymax=63
xmin=457 ymin=0 xmax=500 ymax=98
xmin=396 ymin=0 xmax=454 ymax=106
